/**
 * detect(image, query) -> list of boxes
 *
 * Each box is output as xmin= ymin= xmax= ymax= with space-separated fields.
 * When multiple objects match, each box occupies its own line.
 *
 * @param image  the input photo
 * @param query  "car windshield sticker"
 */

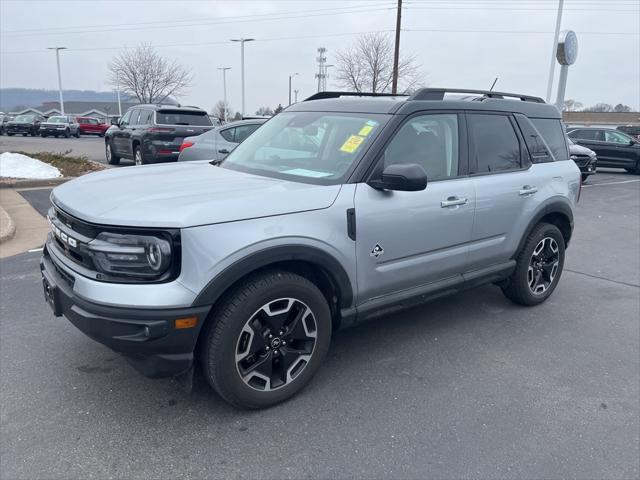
xmin=340 ymin=135 xmax=365 ymax=154
xmin=358 ymin=125 xmax=374 ymax=137
xmin=282 ymin=168 xmax=333 ymax=178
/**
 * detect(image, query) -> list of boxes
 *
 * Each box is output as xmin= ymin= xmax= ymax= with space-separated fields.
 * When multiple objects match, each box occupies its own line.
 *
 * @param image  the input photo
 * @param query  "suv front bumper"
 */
xmin=40 ymin=246 xmax=211 ymax=378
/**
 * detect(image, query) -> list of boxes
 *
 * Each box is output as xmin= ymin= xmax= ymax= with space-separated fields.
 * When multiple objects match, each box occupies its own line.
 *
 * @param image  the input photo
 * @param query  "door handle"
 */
xmin=519 ymin=185 xmax=538 ymax=196
xmin=441 ymin=196 xmax=468 ymax=208
xmin=218 ymin=149 xmax=230 ymax=154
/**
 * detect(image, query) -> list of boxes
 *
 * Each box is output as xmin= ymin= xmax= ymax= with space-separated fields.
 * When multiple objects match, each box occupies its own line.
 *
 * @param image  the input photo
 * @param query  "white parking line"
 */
xmin=583 ymin=179 xmax=640 ymax=187
xmin=27 ymin=247 xmax=44 ymax=253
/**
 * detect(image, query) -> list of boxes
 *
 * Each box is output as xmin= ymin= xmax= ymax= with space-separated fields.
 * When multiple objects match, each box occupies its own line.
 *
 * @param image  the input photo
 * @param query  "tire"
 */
xmin=7 ymin=132 xmax=13 ymax=136
xmin=501 ymin=223 xmax=565 ymax=306
xmin=581 ymin=173 xmax=589 ymax=183
xmin=105 ymin=141 xmax=120 ymax=165
xmin=22 ymin=133 xmax=27 ymax=137
xmin=200 ymin=270 xmax=332 ymax=409
xmin=41 ymin=133 xmax=47 ymax=138
xmin=31 ymin=129 xmax=37 ymax=137
xmin=74 ymin=130 xmax=80 ymax=138
xmin=64 ymin=128 xmax=70 ymax=138
xmin=134 ymin=146 xmax=144 ymax=166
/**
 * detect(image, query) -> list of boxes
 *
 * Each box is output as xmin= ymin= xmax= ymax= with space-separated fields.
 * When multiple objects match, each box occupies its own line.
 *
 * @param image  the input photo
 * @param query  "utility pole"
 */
xmin=116 ymin=72 xmax=122 ymax=116
xmin=315 ymin=47 xmax=327 ymax=92
xmin=288 ymin=72 xmax=299 ymax=106
xmin=218 ymin=67 xmax=231 ymax=122
xmin=546 ymin=0 xmax=564 ymax=102
xmin=391 ymin=0 xmax=402 ymax=94
xmin=47 ymin=47 xmax=67 ymax=114
xmin=231 ymin=38 xmax=254 ymax=117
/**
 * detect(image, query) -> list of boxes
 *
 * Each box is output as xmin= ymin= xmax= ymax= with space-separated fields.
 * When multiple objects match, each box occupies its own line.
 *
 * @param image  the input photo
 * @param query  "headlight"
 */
xmin=87 ymin=232 xmax=173 ymax=280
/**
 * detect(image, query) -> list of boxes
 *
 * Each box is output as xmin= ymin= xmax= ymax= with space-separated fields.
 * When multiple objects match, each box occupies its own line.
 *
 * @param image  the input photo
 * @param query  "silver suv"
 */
xmin=41 ymin=88 xmax=580 ymax=408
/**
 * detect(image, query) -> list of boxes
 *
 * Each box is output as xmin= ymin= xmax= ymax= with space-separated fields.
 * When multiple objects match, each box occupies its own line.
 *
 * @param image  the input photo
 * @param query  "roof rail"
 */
xmin=304 ymin=91 xmax=408 ymax=102
xmin=409 ymin=88 xmax=545 ymax=103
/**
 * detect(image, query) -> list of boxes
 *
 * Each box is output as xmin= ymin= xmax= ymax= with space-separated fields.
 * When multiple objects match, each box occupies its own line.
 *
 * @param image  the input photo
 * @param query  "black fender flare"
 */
xmin=515 ymin=198 xmax=574 ymax=255
xmin=192 ymin=245 xmax=354 ymax=309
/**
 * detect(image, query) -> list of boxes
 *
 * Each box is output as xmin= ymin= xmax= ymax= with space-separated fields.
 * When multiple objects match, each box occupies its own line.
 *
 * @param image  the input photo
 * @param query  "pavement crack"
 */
xmin=565 ymin=268 xmax=640 ymax=288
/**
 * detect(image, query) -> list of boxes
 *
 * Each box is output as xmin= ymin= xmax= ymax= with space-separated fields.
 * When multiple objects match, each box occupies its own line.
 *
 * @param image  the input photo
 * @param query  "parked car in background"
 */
xmin=178 ymin=119 xmax=266 ymax=162
xmin=105 ymin=105 xmax=213 ymax=165
xmin=567 ymin=138 xmax=597 ymax=182
xmin=0 ymin=114 xmax=14 ymax=135
xmin=568 ymin=127 xmax=640 ymax=173
xmin=5 ymin=114 xmax=44 ymax=136
xmin=40 ymin=116 xmax=80 ymax=138
xmin=77 ymin=117 xmax=110 ymax=136
xmin=617 ymin=125 xmax=640 ymax=140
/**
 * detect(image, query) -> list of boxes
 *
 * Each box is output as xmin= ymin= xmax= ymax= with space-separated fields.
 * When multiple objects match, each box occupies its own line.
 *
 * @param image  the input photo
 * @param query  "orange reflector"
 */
xmin=174 ymin=316 xmax=198 ymax=329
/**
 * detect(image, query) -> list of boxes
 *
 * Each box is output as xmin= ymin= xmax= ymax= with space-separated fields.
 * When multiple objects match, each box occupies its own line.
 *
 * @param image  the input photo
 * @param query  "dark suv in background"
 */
xmin=568 ymin=127 xmax=640 ymax=174
xmin=5 ymin=114 xmax=44 ymax=136
xmin=105 ymin=105 xmax=213 ymax=165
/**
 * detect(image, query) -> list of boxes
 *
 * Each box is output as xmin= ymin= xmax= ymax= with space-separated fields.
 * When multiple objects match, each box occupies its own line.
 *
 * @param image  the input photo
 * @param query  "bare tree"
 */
xmin=108 ymin=44 xmax=192 ymax=104
xmin=255 ymin=106 xmax=274 ymax=116
xmin=614 ymin=103 xmax=631 ymax=112
xmin=562 ymin=99 xmax=583 ymax=112
xmin=212 ymin=100 xmax=233 ymax=122
xmin=334 ymin=33 xmax=422 ymax=93
xmin=583 ymin=103 xmax=614 ymax=113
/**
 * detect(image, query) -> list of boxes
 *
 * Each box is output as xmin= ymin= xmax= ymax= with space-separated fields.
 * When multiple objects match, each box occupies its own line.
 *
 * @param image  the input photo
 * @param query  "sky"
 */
xmin=1 ymin=0 xmax=639 ymax=115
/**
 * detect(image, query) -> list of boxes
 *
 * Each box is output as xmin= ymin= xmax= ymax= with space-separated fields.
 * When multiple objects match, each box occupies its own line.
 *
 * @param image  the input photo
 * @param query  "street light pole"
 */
xmin=218 ymin=67 xmax=231 ymax=122
xmin=231 ymin=38 xmax=255 ymax=117
xmin=288 ymin=73 xmax=299 ymax=106
xmin=116 ymin=72 xmax=122 ymax=116
xmin=546 ymin=0 xmax=564 ymax=102
xmin=47 ymin=47 xmax=67 ymax=115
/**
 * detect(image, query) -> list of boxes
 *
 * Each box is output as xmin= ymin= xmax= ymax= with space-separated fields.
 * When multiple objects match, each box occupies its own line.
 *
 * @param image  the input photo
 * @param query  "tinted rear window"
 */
xmin=469 ymin=114 xmax=522 ymax=173
xmin=156 ymin=110 xmax=212 ymax=126
xmin=531 ymin=118 xmax=568 ymax=160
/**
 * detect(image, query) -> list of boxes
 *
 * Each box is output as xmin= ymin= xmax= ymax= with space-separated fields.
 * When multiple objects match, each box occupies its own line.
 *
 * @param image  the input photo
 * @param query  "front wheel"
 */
xmin=64 ymin=128 xmax=70 ymax=138
xmin=501 ymin=223 xmax=565 ymax=306
xmin=105 ymin=141 xmax=120 ymax=165
xmin=134 ymin=146 xmax=144 ymax=166
xmin=581 ymin=173 xmax=590 ymax=183
xmin=201 ymin=271 xmax=332 ymax=409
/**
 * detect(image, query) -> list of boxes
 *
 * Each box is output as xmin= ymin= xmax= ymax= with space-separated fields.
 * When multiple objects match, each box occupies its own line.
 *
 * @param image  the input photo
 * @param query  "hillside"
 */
xmin=0 ymin=88 xmax=134 ymax=112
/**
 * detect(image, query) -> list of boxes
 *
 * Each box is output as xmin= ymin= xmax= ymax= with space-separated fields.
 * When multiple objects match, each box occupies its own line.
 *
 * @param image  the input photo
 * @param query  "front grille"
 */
xmin=49 ymin=206 xmax=97 ymax=271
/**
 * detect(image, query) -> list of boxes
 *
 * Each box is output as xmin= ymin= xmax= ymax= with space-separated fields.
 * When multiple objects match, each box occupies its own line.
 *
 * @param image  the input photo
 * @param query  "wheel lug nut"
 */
xmin=274 ymin=350 xmax=279 ymax=356
xmin=268 ymin=334 xmax=273 ymax=339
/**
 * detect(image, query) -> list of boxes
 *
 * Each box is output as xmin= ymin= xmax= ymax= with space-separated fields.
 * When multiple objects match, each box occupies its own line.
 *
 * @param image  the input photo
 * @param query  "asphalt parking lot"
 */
xmin=0 ymin=171 xmax=638 ymax=479
xmin=0 ymin=134 xmax=133 ymax=167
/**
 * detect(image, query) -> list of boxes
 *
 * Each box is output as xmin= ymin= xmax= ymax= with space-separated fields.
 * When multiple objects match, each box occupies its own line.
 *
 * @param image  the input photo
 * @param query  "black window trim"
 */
xmin=220 ymin=126 xmax=236 ymax=143
xmin=362 ymin=109 xmax=470 ymax=184
xmin=466 ymin=110 xmax=530 ymax=178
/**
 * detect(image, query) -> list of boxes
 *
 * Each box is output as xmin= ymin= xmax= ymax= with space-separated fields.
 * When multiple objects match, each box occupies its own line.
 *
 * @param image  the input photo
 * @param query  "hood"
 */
xmin=7 ymin=120 xmax=31 ymax=125
xmin=569 ymin=143 xmax=595 ymax=156
xmin=51 ymin=161 xmax=341 ymax=228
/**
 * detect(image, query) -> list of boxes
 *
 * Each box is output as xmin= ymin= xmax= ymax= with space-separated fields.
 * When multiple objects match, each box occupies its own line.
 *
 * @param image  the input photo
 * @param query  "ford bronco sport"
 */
xmin=41 ymin=88 xmax=580 ymax=408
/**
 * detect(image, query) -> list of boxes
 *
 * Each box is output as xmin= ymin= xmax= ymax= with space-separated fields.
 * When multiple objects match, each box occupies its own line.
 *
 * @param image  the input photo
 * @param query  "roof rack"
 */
xmin=304 ymin=91 xmax=409 ymax=102
xmin=409 ymin=88 xmax=545 ymax=103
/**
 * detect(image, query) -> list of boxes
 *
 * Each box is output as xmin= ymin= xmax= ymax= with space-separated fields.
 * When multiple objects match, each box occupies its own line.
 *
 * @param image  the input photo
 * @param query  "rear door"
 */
xmin=602 ymin=130 xmax=639 ymax=168
xmin=467 ymin=112 xmax=542 ymax=269
xmin=354 ymin=112 xmax=475 ymax=303
xmin=216 ymin=126 xmax=237 ymax=159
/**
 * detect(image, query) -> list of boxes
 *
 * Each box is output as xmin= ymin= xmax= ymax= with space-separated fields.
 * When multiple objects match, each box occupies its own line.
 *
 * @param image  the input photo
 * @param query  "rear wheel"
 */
xmin=105 ymin=141 xmax=120 ymax=165
xmin=64 ymin=128 xmax=70 ymax=138
xmin=201 ymin=270 xmax=332 ymax=409
xmin=501 ymin=223 xmax=565 ymax=306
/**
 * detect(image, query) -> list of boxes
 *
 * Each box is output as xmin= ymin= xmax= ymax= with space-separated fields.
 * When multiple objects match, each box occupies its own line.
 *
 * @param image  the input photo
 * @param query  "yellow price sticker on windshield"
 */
xmin=358 ymin=125 xmax=374 ymax=137
xmin=340 ymin=135 xmax=365 ymax=153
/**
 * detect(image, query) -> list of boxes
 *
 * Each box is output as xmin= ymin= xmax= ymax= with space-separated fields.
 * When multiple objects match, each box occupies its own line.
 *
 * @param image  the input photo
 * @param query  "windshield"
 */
xmin=47 ymin=117 xmax=67 ymax=123
xmin=220 ymin=111 xmax=388 ymax=184
xmin=155 ymin=110 xmax=212 ymax=126
xmin=14 ymin=115 xmax=35 ymax=122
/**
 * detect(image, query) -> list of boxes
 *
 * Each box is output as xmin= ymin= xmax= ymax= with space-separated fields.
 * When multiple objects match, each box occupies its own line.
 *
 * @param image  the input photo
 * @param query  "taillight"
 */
xmin=179 ymin=142 xmax=194 ymax=153
xmin=148 ymin=127 xmax=174 ymax=133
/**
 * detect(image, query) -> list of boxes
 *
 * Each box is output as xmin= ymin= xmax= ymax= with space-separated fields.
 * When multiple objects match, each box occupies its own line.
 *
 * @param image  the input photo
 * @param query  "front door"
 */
xmin=354 ymin=113 xmax=475 ymax=304
xmin=113 ymin=110 xmax=132 ymax=156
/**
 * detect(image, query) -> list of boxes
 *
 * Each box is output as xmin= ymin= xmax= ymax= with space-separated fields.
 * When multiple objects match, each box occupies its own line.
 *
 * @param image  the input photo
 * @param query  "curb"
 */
xmin=0 ymin=205 xmax=16 ymax=244
xmin=0 ymin=177 xmax=71 ymax=189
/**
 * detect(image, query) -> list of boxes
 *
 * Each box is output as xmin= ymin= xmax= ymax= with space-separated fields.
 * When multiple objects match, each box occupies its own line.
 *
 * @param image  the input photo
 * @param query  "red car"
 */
xmin=76 ymin=117 xmax=110 ymax=136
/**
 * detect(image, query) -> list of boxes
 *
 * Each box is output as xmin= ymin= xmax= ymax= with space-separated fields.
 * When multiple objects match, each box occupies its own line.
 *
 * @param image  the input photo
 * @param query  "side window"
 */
xmin=220 ymin=128 xmax=235 ymax=142
xmin=234 ymin=124 xmax=260 ymax=143
xmin=383 ymin=113 xmax=459 ymax=181
xmin=120 ymin=110 xmax=132 ymax=126
xmin=128 ymin=110 xmax=140 ymax=126
xmin=531 ymin=118 xmax=569 ymax=160
xmin=605 ymin=130 xmax=631 ymax=144
xmin=469 ymin=114 xmax=522 ymax=173
xmin=138 ymin=110 xmax=152 ymax=125
xmin=570 ymin=129 xmax=600 ymax=141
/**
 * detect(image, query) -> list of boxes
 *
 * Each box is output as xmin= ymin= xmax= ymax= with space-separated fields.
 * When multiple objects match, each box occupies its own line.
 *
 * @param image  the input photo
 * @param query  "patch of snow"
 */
xmin=0 ymin=152 xmax=62 ymax=179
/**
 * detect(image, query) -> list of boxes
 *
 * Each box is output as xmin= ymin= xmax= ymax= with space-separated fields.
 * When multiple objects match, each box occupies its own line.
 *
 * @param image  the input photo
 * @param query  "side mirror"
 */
xmin=369 ymin=163 xmax=428 ymax=191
